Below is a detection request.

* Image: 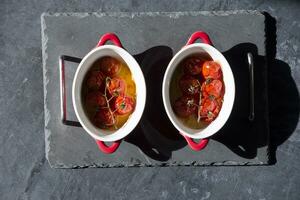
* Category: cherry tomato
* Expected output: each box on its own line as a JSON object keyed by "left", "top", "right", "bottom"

{"left": 179, "top": 75, "right": 201, "bottom": 95}
{"left": 202, "top": 61, "right": 222, "bottom": 79}
{"left": 86, "top": 71, "right": 105, "bottom": 90}
{"left": 99, "top": 56, "right": 121, "bottom": 77}
{"left": 199, "top": 97, "right": 221, "bottom": 122}
{"left": 94, "top": 108, "right": 116, "bottom": 127}
{"left": 202, "top": 79, "right": 223, "bottom": 98}
{"left": 183, "top": 57, "right": 204, "bottom": 75}
{"left": 106, "top": 77, "right": 126, "bottom": 96}
{"left": 113, "top": 95, "right": 135, "bottom": 115}
{"left": 85, "top": 91, "right": 107, "bottom": 107}
{"left": 173, "top": 96, "right": 197, "bottom": 118}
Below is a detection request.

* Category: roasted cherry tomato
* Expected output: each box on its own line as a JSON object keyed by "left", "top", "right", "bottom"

{"left": 99, "top": 56, "right": 121, "bottom": 77}
{"left": 202, "top": 61, "right": 222, "bottom": 79}
{"left": 85, "top": 91, "right": 107, "bottom": 107}
{"left": 179, "top": 75, "right": 201, "bottom": 95}
{"left": 113, "top": 95, "right": 135, "bottom": 115}
{"left": 86, "top": 71, "right": 105, "bottom": 90}
{"left": 202, "top": 79, "right": 223, "bottom": 98}
{"left": 94, "top": 108, "right": 116, "bottom": 127}
{"left": 173, "top": 96, "right": 197, "bottom": 118}
{"left": 106, "top": 77, "right": 126, "bottom": 96}
{"left": 183, "top": 57, "right": 204, "bottom": 75}
{"left": 199, "top": 97, "right": 221, "bottom": 122}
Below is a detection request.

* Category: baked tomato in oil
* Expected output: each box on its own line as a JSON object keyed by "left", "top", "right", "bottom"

{"left": 202, "top": 61, "right": 222, "bottom": 80}
{"left": 113, "top": 95, "right": 135, "bottom": 115}
{"left": 202, "top": 79, "right": 223, "bottom": 98}
{"left": 179, "top": 75, "right": 201, "bottom": 95}
{"left": 173, "top": 96, "right": 198, "bottom": 118}
{"left": 199, "top": 97, "right": 221, "bottom": 122}
{"left": 99, "top": 56, "right": 121, "bottom": 77}
{"left": 85, "top": 91, "right": 106, "bottom": 107}
{"left": 106, "top": 77, "right": 126, "bottom": 96}
{"left": 183, "top": 57, "right": 204, "bottom": 75}
{"left": 94, "top": 108, "right": 116, "bottom": 127}
{"left": 86, "top": 71, "right": 105, "bottom": 90}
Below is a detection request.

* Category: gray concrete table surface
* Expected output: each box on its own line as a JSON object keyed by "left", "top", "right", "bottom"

{"left": 0, "top": 0, "right": 299, "bottom": 200}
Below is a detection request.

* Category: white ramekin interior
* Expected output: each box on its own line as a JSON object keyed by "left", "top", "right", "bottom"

{"left": 72, "top": 45, "right": 146, "bottom": 142}
{"left": 162, "top": 43, "right": 235, "bottom": 139}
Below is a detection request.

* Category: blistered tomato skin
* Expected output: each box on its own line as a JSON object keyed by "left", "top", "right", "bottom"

{"left": 200, "top": 98, "right": 217, "bottom": 116}
{"left": 183, "top": 57, "right": 204, "bottom": 75}
{"left": 94, "top": 108, "right": 116, "bottom": 127}
{"left": 86, "top": 71, "right": 106, "bottom": 90}
{"left": 99, "top": 56, "right": 121, "bottom": 77}
{"left": 199, "top": 97, "right": 221, "bottom": 122}
{"left": 202, "top": 79, "right": 223, "bottom": 98}
{"left": 85, "top": 91, "right": 107, "bottom": 107}
{"left": 202, "top": 61, "right": 222, "bottom": 80}
{"left": 106, "top": 77, "right": 126, "bottom": 96}
{"left": 173, "top": 96, "right": 198, "bottom": 118}
{"left": 114, "top": 95, "right": 135, "bottom": 115}
{"left": 179, "top": 75, "right": 201, "bottom": 95}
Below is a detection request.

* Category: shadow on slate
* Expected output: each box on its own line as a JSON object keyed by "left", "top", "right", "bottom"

{"left": 211, "top": 13, "right": 299, "bottom": 164}
{"left": 263, "top": 12, "right": 300, "bottom": 164}
{"left": 124, "top": 46, "right": 188, "bottom": 161}
{"left": 211, "top": 43, "right": 266, "bottom": 160}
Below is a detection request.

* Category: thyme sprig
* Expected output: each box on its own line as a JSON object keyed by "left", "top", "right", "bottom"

{"left": 102, "top": 77, "right": 118, "bottom": 130}
{"left": 193, "top": 80, "right": 202, "bottom": 123}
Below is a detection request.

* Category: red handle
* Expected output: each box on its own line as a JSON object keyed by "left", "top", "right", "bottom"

{"left": 186, "top": 31, "right": 213, "bottom": 46}
{"left": 182, "top": 134, "right": 209, "bottom": 151}
{"left": 96, "top": 33, "right": 122, "bottom": 47}
{"left": 95, "top": 140, "right": 121, "bottom": 154}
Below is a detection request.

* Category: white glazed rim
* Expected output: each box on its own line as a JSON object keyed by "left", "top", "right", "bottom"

{"left": 162, "top": 43, "right": 235, "bottom": 139}
{"left": 72, "top": 45, "right": 146, "bottom": 142}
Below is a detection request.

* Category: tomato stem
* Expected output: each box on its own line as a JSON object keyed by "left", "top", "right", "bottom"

{"left": 103, "top": 77, "right": 117, "bottom": 129}
{"left": 112, "top": 108, "right": 118, "bottom": 113}
{"left": 107, "top": 96, "right": 115, "bottom": 102}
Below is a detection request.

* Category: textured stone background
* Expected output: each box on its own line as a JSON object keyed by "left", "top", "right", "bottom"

{"left": 0, "top": 0, "right": 299, "bottom": 200}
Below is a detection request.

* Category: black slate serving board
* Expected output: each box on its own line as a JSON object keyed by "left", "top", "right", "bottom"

{"left": 41, "top": 11, "right": 270, "bottom": 168}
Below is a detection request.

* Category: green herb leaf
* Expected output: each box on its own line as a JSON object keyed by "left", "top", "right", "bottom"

{"left": 120, "top": 102, "right": 126, "bottom": 110}
{"left": 207, "top": 111, "right": 214, "bottom": 118}
{"left": 113, "top": 91, "right": 119, "bottom": 96}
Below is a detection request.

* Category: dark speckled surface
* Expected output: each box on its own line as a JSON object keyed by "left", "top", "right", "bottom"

{"left": 0, "top": 0, "right": 299, "bottom": 200}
